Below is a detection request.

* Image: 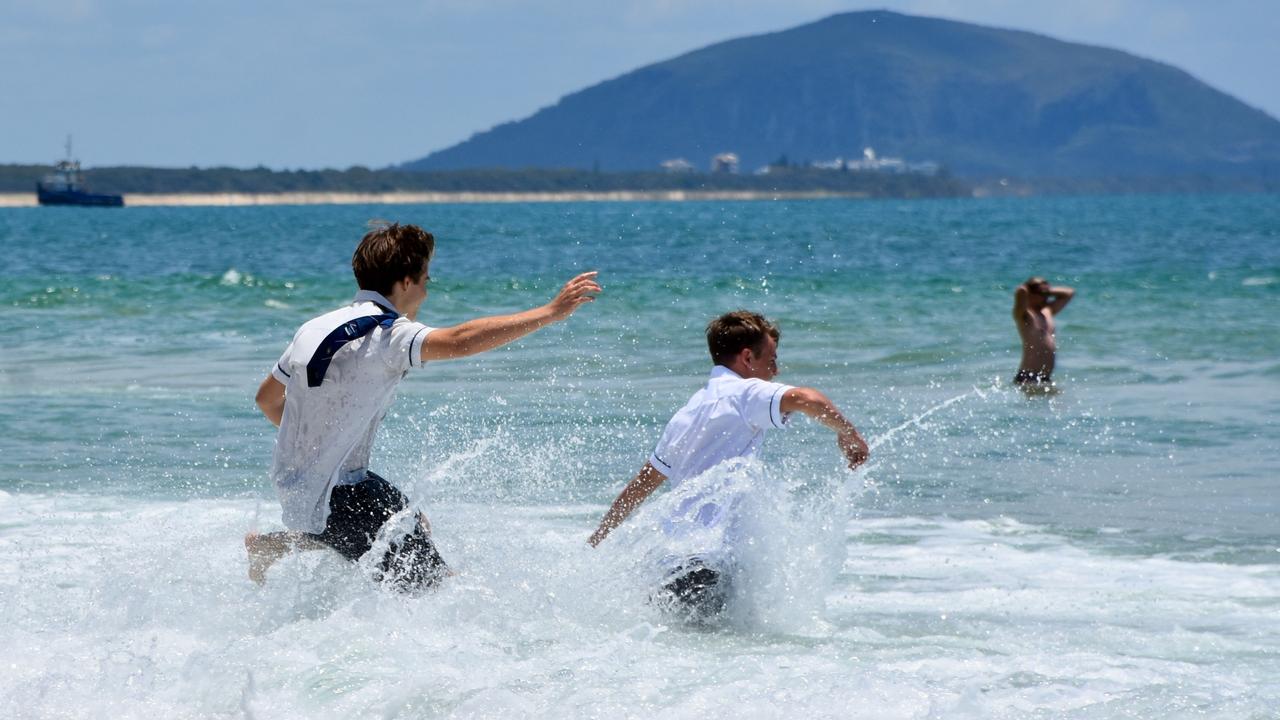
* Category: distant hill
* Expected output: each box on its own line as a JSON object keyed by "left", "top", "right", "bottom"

{"left": 401, "top": 10, "right": 1280, "bottom": 181}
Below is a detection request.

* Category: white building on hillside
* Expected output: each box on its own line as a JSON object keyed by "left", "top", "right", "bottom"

{"left": 711, "top": 153, "right": 739, "bottom": 174}
{"left": 661, "top": 158, "right": 695, "bottom": 173}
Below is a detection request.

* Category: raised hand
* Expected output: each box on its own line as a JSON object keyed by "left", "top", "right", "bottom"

{"left": 546, "top": 271, "right": 602, "bottom": 321}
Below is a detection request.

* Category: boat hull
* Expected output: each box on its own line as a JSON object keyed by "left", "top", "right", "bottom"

{"left": 37, "top": 185, "right": 124, "bottom": 207}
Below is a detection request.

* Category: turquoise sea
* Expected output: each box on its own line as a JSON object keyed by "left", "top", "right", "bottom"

{"left": 2, "top": 194, "right": 1279, "bottom": 718}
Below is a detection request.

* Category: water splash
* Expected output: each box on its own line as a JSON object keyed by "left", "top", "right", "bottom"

{"left": 868, "top": 381, "right": 1004, "bottom": 454}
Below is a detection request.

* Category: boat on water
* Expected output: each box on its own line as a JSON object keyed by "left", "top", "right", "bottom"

{"left": 37, "top": 138, "right": 123, "bottom": 207}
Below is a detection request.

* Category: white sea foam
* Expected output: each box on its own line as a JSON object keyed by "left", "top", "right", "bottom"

{"left": 3, "top": 488, "right": 1278, "bottom": 718}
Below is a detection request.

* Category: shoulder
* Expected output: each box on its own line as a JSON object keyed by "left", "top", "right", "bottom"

{"left": 283, "top": 307, "right": 348, "bottom": 350}
{"left": 730, "top": 376, "right": 792, "bottom": 408}
{"left": 671, "top": 384, "right": 712, "bottom": 413}
{"left": 387, "top": 315, "right": 430, "bottom": 334}
{"left": 388, "top": 316, "right": 433, "bottom": 348}
{"left": 736, "top": 376, "right": 788, "bottom": 394}
{"left": 385, "top": 317, "right": 433, "bottom": 369}
{"left": 299, "top": 304, "right": 360, "bottom": 331}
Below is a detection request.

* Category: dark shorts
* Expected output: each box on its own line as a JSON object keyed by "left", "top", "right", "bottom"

{"left": 655, "top": 557, "right": 731, "bottom": 622}
{"left": 1014, "top": 369, "right": 1052, "bottom": 385}
{"left": 310, "top": 471, "right": 449, "bottom": 593}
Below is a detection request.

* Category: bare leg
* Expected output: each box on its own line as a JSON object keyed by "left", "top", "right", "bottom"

{"left": 244, "top": 531, "right": 326, "bottom": 585}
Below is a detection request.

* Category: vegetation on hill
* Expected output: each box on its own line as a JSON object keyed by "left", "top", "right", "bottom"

{"left": 403, "top": 10, "right": 1280, "bottom": 181}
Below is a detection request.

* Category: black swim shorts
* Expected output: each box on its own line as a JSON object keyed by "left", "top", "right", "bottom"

{"left": 656, "top": 557, "right": 731, "bottom": 622}
{"left": 1014, "top": 369, "right": 1052, "bottom": 384}
{"left": 310, "top": 471, "right": 449, "bottom": 593}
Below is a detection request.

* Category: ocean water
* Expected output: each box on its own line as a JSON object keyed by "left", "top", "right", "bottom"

{"left": 2, "top": 194, "right": 1279, "bottom": 718}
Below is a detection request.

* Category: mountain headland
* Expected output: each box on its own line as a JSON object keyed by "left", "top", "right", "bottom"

{"left": 404, "top": 10, "right": 1280, "bottom": 185}
{"left": 5, "top": 10, "right": 1278, "bottom": 202}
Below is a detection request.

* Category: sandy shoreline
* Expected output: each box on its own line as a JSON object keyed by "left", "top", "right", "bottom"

{"left": 0, "top": 189, "right": 868, "bottom": 208}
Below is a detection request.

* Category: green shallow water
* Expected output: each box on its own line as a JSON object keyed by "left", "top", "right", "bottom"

{"left": 2, "top": 194, "right": 1278, "bottom": 548}
{"left": 4, "top": 195, "right": 1280, "bottom": 718}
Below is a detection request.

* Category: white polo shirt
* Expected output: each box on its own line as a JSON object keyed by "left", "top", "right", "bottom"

{"left": 650, "top": 365, "right": 793, "bottom": 486}
{"left": 647, "top": 366, "right": 794, "bottom": 554}
{"left": 269, "top": 289, "right": 434, "bottom": 533}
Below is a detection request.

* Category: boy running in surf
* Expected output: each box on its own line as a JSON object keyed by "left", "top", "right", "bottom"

{"left": 247, "top": 222, "right": 600, "bottom": 590}
{"left": 588, "top": 310, "right": 868, "bottom": 619}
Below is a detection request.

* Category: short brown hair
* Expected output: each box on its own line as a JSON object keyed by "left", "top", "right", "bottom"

{"left": 351, "top": 222, "right": 435, "bottom": 295}
{"left": 706, "top": 310, "right": 780, "bottom": 365}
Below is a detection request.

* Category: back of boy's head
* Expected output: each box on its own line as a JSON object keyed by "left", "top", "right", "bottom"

{"left": 706, "top": 310, "right": 780, "bottom": 365}
{"left": 352, "top": 222, "right": 435, "bottom": 296}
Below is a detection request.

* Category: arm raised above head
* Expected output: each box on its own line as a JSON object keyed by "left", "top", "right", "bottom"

{"left": 422, "top": 271, "right": 601, "bottom": 362}
{"left": 780, "top": 387, "right": 869, "bottom": 469}
{"left": 1013, "top": 284, "right": 1030, "bottom": 322}
{"left": 1046, "top": 285, "right": 1075, "bottom": 315}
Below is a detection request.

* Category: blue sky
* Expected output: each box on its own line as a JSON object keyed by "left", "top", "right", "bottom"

{"left": 3, "top": 0, "right": 1277, "bottom": 169}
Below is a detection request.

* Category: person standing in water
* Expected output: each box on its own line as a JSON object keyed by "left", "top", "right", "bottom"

{"left": 588, "top": 310, "right": 869, "bottom": 620}
{"left": 1013, "top": 276, "right": 1075, "bottom": 387}
{"left": 247, "top": 222, "right": 601, "bottom": 591}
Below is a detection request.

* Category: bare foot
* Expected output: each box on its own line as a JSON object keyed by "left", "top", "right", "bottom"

{"left": 245, "top": 531, "right": 326, "bottom": 585}
{"left": 245, "top": 532, "right": 275, "bottom": 585}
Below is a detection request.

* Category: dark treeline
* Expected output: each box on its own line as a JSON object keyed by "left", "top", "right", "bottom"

{"left": 0, "top": 164, "right": 970, "bottom": 198}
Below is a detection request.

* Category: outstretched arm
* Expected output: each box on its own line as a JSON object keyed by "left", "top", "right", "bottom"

{"left": 588, "top": 462, "right": 668, "bottom": 547}
{"left": 1045, "top": 285, "right": 1075, "bottom": 315}
{"left": 256, "top": 375, "right": 286, "bottom": 427}
{"left": 422, "top": 271, "right": 601, "bottom": 361}
{"left": 780, "top": 387, "right": 869, "bottom": 469}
